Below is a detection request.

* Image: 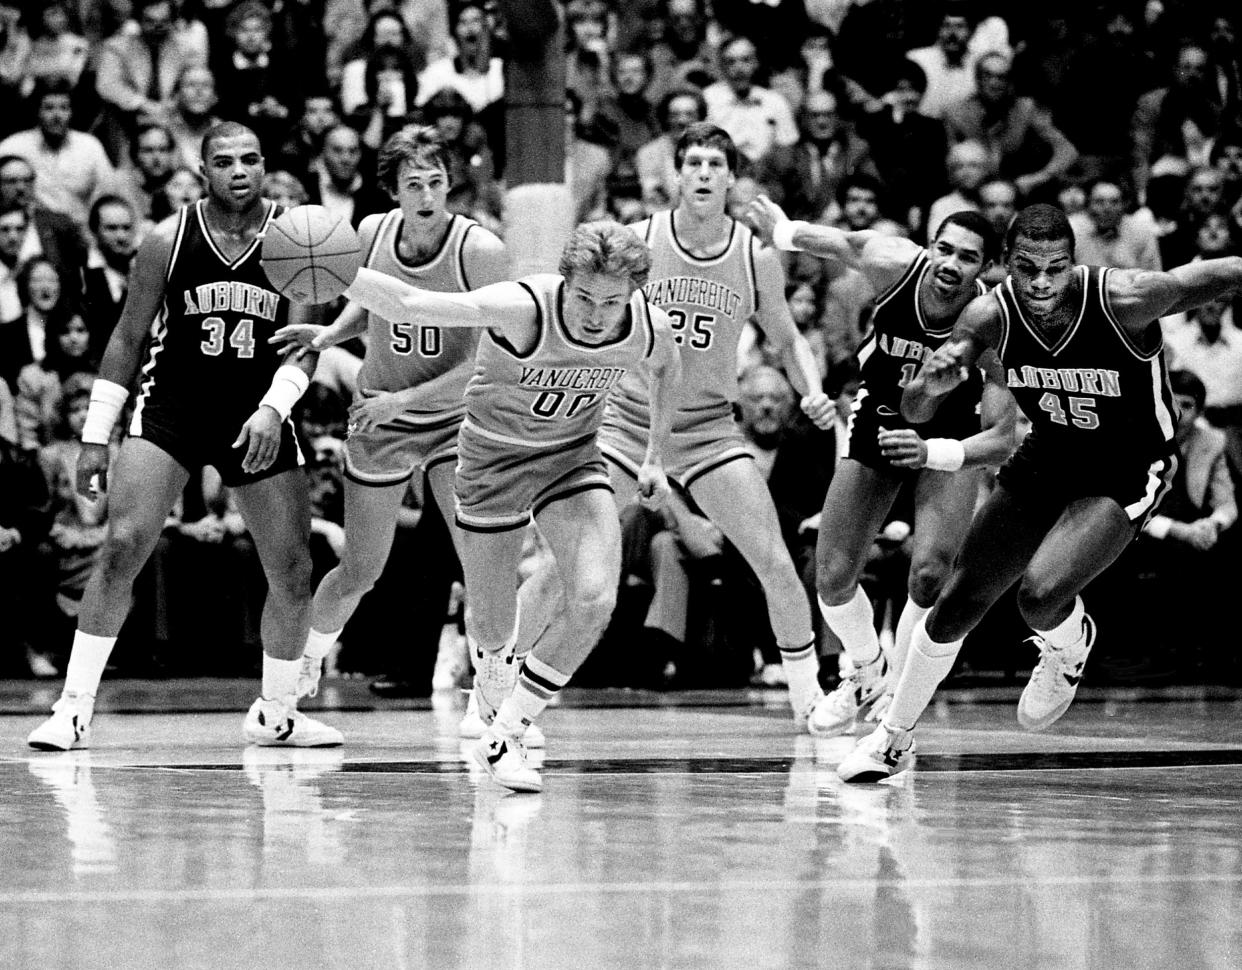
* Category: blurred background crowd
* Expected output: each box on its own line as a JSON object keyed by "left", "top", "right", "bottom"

{"left": 0, "top": 0, "right": 1238, "bottom": 693}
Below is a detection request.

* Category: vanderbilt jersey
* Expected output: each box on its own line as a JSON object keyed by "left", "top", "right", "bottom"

{"left": 463, "top": 274, "right": 655, "bottom": 448}
{"left": 131, "top": 200, "right": 289, "bottom": 425}
{"left": 355, "top": 211, "right": 485, "bottom": 424}
{"left": 995, "top": 265, "right": 1176, "bottom": 463}
{"left": 856, "top": 250, "right": 985, "bottom": 432}
{"left": 610, "top": 210, "right": 757, "bottom": 416}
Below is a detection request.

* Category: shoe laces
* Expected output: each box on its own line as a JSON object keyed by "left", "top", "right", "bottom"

{"left": 823, "top": 676, "right": 861, "bottom": 715}
{"left": 1025, "top": 636, "right": 1071, "bottom": 697}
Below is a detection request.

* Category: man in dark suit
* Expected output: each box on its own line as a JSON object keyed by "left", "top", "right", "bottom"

{"left": 0, "top": 155, "right": 88, "bottom": 281}
{"left": 83, "top": 195, "right": 137, "bottom": 349}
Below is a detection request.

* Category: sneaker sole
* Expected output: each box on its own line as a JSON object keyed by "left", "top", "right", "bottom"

{"left": 28, "top": 737, "right": 88, "bottom": 752}
{"left": 244, "top": 733, "right": 344, "bottom": 748}
{"left": 1016, "top": 695, "right": 1074, "bottom": 732}
{"left": 472, "top": 743, "right": 543, "bottom": 793}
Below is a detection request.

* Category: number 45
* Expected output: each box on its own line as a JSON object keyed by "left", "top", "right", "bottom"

{"left": 1039, "top": 392, "right": 1099, "bottom": 429}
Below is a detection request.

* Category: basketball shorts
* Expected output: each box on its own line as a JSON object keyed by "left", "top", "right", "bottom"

{"left": 598, "top": 399, "right": 752, "bottom": 490}
{"left": 454, "top": 423, "right": 613, "bottom": 533}
{"left": 130, "top": 397, "right": 303, "bottom": 487}
{"left": 997, "top": 432, "right": 1178, "bottom": 528}
{"left": 844, "top": 387, "right": 980, "bottom": 474}
{"left": 343, "top": 412, "right": 462, "bottom": 487}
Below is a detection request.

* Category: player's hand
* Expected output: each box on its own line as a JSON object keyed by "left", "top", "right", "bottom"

{"left": 800, "top": 391, "right": 835, "bottom": 430}
{"left": 1181, "top": 519, "right": 1220, "bottom": 551}
{"left": 878, "top": 427, "right": 928, "bottom": 469}
{"left": 637, "top": 459, "right": 671, "bottom": 510}
{"left": 269, "top": 323, "right": 327, "bottom": 351}
{"left": 744, "top": 195, "right": 787, "bottom": 246}
{"left": 75, "top": 442, "right": 112, "bottom": 498}
{"left": 232, "top": 406, "right": 284, "bottom": 474}
{"left": 918, "top": 343, "right": 970, "bottom": 396}
{"left": 180, "top": 516, "right": 226, "bottom": 544}
{"left": 348, "top": 389, "right": 404, "bottom": 435}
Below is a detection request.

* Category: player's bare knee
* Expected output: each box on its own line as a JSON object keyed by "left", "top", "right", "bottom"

{"left": 266, "top": 550, "right": 314, "bottom": 603}
{"left": 815, "top": 561, "right": 857, "bottom": 607}
{"left": 908, "top": 556, "right": 951, "bottom": 607}
{"left": 566, "top": 578, "right": 617, "bottom": 628}
{"left": 338, "top": 557, "right": 383, "bottom": 598}
{"left": 1015, "top": 578, "right": 1068, "bottom": 631}
{"left": 98, "top": 523, "right": 154, "bottom": 582}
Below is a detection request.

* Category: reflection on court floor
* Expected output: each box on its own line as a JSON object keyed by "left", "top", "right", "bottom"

{"left": 2, "top": 683, "right": 1240, "bottom": 970}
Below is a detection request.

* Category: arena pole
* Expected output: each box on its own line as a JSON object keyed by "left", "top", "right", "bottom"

{"left": 496, "top": 0, "right": 572, "bottom": 276}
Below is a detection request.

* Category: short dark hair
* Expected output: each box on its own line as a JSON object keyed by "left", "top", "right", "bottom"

{"left": 892, "top": 58, "right": 929, "bottom": 95}
{"left": 1005, "top": 203, "right": 1075, "bottom": 259}
{"left": 656, "top": 86, "right": 707, "bottom": 130}
{"left": 88, "top": 194, "right": 134, "bottom": 233}
{"left": 0, "top": 201, "right": 29, "bottom": 224}
{"left": 1210, "top": 125, "right": 1242, "bottom": 163}
{"left": 1169, "top": 369, "right": 1206, "bottom": 410}
{"left": 673, "top": 122, "right": 738, "bottom": 172}
{"left": 32, "top": 77, "right": 75, "bottom": 104}
{"left": 201, "top": 121, "right": 259, "bottom": 162}
{"left": 935, "top": 209, "right": 1001, "bottom": 263}
{"left": 422, "top": 87, "right": 473, "bottom": 122}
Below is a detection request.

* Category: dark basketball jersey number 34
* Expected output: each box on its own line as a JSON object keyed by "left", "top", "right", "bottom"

{"left": 128, "top": 200, "right": 302, "bottom": 484}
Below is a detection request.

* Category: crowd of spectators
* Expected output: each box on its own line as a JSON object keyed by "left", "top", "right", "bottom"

{"left": 1, "top": 0, "right": 1240, "bottom": 689}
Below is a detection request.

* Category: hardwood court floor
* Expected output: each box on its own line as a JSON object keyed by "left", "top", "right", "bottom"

{"left": 1, "top": 681, "right": 1240, "bottom": 970}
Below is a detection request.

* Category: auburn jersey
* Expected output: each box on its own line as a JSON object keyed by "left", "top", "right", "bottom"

{"left": 994, "top": 265, "right": 1176, "bottom": 463}
{"left": 132, "top": 199, "right": 289, "bottom": 421}
{"left": 856, "top": 250, "right": 985, "bottom": 431}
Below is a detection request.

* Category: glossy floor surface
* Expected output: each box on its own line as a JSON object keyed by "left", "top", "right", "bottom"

{"left": 2, "top": 682, "right": 1240, "bottom": 970}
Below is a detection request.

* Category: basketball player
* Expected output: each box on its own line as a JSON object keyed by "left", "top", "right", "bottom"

{"left": 839, "top": 204, "right": 1242, "bottom": 782}
{"left": 337, "top": 221, "right": 680, "bottom": 791}
{"left": 267, "top": 126, "right": 509, "bottom": 707}
{"left": 575, "top": 123, "right": 834, "bottom": 726}
{"left": 27, "top": 122, "right": 342, "bottom": 751}
{"left": 747, "top": 196, "right": 1016, "bottom": 737}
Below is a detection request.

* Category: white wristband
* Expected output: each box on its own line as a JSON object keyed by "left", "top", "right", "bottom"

{"left": 923, "top": 438, "right": 966, "bottom": 472}
{"left": 81, "top": 378, "right": 129, "bottom": 445}
{"left": 771, "top": 219, "right": 805, "bottom": 252}
{"left": 259, "top": 364, "right": 310, "bottom": 421}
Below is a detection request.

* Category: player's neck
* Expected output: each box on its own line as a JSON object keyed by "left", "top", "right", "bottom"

{"left": 202, "top": 196, "right": 265, "bottom": 236}
{"left": 400, "top": 212, "right": 452, "bottom": 262}
{"left": 672, "top": 205, "right": 730, "bottom": 249}
{"left": 918, "top": 280, "right": 973, "bottom": 324}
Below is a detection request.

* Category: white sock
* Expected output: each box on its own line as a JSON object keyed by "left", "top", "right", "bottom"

{"left": 494, "top": 654, "right": 569, "bottom": 737}
{"left": 818, "top": 588, "right": 881, "bottom": 666}
{"left": 892, "top": 600, "right": 930, "bottom": 683}
{"left": 262, "top": 655, "right": 302, "bottom": 701}
{"left": 64, "top": 631, "right": 117, "bottom": 697}
{"left": 884, "top": 615, "right": 962, "bottom": 731}
{"left": 1033, "top": 596, "right": 1087, "bottom": 655}
{"left": 304, "top": 627, "right": 341, "bottom": 660}
{"left": 779, "top": 640, "right": 821, "bottom": 711}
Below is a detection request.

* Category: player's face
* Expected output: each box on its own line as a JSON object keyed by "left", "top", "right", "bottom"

{"left": 202, "top": 133, "right": 265, "bottom": 212}
{"left": 1007, "top": 236, "right": 1075, "bottom": 316}
{"left": 563, "top": 272, "right": 633, "bottom": 344}
{"left": 927, "top": 223, "right": 986, "bottom": 299}
{"left": 677, "top": 145, "right": 733, "bottom": 213}
{"left": 395, "top": 160, "right": 449, "bottom": 223}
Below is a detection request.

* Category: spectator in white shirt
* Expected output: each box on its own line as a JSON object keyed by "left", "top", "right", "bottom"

{"left": 417, "top": 3, "right": 503, "bottom": 115}
{"left": 0, "top": 79, "right": 117, "bottom": 227}
{"left": 704, "top": 36, "right": 798, "bottom": 167}
{"left": 1068, "top": 177, "right": 1162, "bottom": 270}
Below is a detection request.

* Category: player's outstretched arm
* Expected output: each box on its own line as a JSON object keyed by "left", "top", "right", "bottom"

{"left": 902, "top": 291, "right": 1001, "bottom": 424}
{"left": 749, "top": 244, "right": 835, "bottom": 429}
{"left": 75, "top": 219, "right": 178, "bottom": 496}
{"left": 636, "top": 307, "right": 682, "bottom": 506}
{"left": 1107, "top": 257, "right": 1242, "bottom": 327}
{"left": 343, "top": 267, "right": 534, "bottom": 332}
{"left": 746, "top": 194, "right": 921, "bottom": 291}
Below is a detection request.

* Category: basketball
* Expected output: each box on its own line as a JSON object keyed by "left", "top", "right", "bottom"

{"left": 260, "top": 204, "right": 362, "bottom": 304}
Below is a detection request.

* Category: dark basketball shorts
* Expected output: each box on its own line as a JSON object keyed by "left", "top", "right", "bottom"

{"left": 997, "top": 432, "right": 1177, "bottom": 529}
{"left": 844, "top": 389, "right": 980, "bottom": 474}
{"left": 129, "top": 397, "right": 303, "bottom": 487}
{"left": 453, "top": 423, "right": 613, "bottom": 533}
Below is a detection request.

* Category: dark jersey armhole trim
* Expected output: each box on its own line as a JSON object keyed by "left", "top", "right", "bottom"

{"left": 994, "top": 287, "right": 1011, "bottom": 361}
{"left": 639, "top": 290, "right": 655, "bottom": 359}
{"left": 487, "top": 280, "right": 542, "bottom": 359}
{"left": 361, "top": 211, "right": 392, "bottom": 270}
{"left": 458, "top": 221, "right": 476, "bottom": 290}
{"left": 1099, "top": 266, "right": 1162, "bottom": 361}
{"left": 872, "top": 251, "right": 926, "bottom": 312}
{"left": 164, "top": 207, "right": 189, "bottom": 282}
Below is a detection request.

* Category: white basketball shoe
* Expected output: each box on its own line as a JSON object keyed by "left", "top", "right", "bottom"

{"left": 459, "top": 686, "right": 545, "bottom": 748}
{"left": 1017, "top": 614, "right": 1097, "bottom": 731}
{"left": 27, "top": 692, "right": 95, "bottom": 751}
{"left": 808, "top": 652, "right": 889, "bottom": 737}
{"left": 243, "top": 696, "right": 344, "bottom": 747}
{"left": 837, "top": 723, "right": 916, "bottom": 783}
{"left": 474, "top": 726, "right": 543, "bottom": 793}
